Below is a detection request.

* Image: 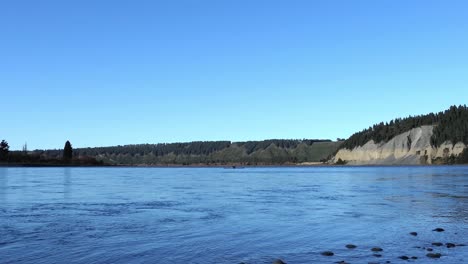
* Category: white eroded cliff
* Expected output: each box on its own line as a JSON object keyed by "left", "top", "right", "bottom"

{"left": 333, "top": 126, "right": 466, "bottom": 165}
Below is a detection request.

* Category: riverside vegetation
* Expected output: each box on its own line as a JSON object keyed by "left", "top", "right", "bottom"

{"left": 33, "top": 139, "right": 341, "bottom": 166}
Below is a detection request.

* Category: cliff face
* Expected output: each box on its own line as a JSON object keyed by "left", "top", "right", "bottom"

{"left": 334, "top": 126, "right": 466, "bottom": 165}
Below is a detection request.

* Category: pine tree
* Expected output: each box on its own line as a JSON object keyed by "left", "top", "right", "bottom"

{"left": 22, "top": 142, "right": 28, "bottom": 154}
{"left": 63, "top": 141, "right": 73, "bottom": 160}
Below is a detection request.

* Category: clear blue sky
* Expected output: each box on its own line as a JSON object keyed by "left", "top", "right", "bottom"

{"left": 2, "top": 0, "right": 467, "bottom": 150}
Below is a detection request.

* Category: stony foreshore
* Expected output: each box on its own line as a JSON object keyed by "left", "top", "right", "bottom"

{"left": 239, "top": 227, "right": 465, "bottom": 264}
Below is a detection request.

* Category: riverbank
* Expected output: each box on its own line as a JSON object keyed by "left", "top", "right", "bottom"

{"left": 3, "top": 163, "right": 465, "bottom": 168}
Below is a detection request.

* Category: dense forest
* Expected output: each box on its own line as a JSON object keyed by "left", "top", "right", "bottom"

{"left": 33, "top": 139, "right": 341, "bottom": 166}
{"left": 341, "top": 105, "right": 468, "bottom": 150}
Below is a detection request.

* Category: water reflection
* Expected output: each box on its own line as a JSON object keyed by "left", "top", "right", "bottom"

{"left": 64, "top": 167, "right": 71, "bottom": 199}
{"left": 0, "top": 167, "right": 7, "bottom": 202}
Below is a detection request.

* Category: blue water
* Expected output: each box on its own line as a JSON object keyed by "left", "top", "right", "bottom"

{"left": 0, "top": 166, "right": 467, "bottom": 264}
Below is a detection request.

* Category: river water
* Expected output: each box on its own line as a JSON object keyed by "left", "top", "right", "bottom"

{"left": 0, "top": 166, "right": 467, "bottom": 263}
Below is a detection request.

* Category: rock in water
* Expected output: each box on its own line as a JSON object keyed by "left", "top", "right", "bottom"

{"left": 432, "top": 242, "right": 443, "bottom": 247}
{"left": 446, "top": 243, "right": 456, "bottom": 248}
{"left": 371, "top": 247, "right": 383, "bottom": 252}
{"left": 411, "top": 256, "right": 418, "bottom": 259}
{"left": 433, "top": 228, "right": 445, "bottom": 232}
{"left": 426, "top": 253, "right": 442, "bottom": 259}
{"left": 273, "top": 259, "right": 286, "bottom": 264}
{"left": 321, "top": 251, "right": 334, "bottom": 256}
{"left": 399, "top": 256, "right": 409, "bottom": 260}
{"left": 410, "top": 232, "right": 418, "bottom": 236}
{"left": 345, "top": 244, "right": 357, "bottom": 249}
{"left": 427, "top": 248, "right": 433, "bottom": 252}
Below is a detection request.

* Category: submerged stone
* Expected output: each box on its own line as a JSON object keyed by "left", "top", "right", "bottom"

{"left": 371, "top": 247, "right": 383, "bottom": 252}
{"left": 273, "top": 259, "right": 286, "bottom": 264}
{"left": 410, "top": 232, "right": 418, "bottom": 236}
{"left": 427, "top": 248, "right": 433, "bottom": 252}
{"left": 446, "top": 243, "right": 456, "bottom": 248}
{"left": 321, "top": 251, "right": 334, "bottom": 256}
{"left": 432, "top": 242, "right": 443, "bottom": 247}
{"left": 399, "top": 256, "right": 409, "bottom": 260}
{"left": 426, "top": 253, "right": 442, "bottom": 259}
{"left": 345, "top": 244, "right": 357, "bottom": 249}
{"left": 411, "top": 256, "right": 418, "bottom": 259}
{"left": 433, "top": 228, "right": 445, "bottom": 232}
{"left": 373, "top": 254, "right": 382, "bottom": 257}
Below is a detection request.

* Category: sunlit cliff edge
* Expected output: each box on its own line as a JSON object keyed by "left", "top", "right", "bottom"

{"left": 333, "top": 126, "right": 466, "bottom": 165}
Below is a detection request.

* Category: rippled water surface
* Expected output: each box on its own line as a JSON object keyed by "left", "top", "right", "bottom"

{"left": 0, "top": 166, "right": 467, "bottom": 263}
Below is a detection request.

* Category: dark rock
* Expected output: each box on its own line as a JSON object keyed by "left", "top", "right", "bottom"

{"left": 321, "top": 251, "right": 334, "bottom": 256}
{"left": 273, "top": 259, "right": 286, "bottom": 264}
{"left": 345, "top": 244, "right": 357, "bottom": 249}
{"left": 432, "top": 242, "right": 443, "bottom": 247}
{"left": 335, "top": 261, "right": 348, "bottom": 264}
{"left": 433, "top": 228, "right": 445, "bottom": 232}
{"left": 457, "top": 244, "right": 466, "bottom": 246}
{"left": 373, "top": 254, "right": 382, "bottom": 257}
{"left": 399, "top": 256, "right": 409, "bottom": 260}
{"left": 426, "top": 253, "right": 442, "bottom": 259}
{"left": 446, "top": 243, "right": 456, "bottom": 248}
{"left": 411, "top": 256, "right": 418, "bottom": 259}
{"left": 371, "top": 247, "right": 383, "bottom": 252}
{"left": 410, "top": 232, "right": 418, "bottom": 236}
{"left": 427, "top": 248, "right": 433, "bottom": 252}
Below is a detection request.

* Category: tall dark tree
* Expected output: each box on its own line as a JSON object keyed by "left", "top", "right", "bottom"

{"left": 22, "top": 142, "right": 28, "bottom": 154}
{"left": 63, "top": 140, "right": 73, "bottom": 160}
{"left": 0, "top": 140, "right": 9, "bottom": 161}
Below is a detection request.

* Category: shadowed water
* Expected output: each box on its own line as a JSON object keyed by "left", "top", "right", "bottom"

{"left": 0, "top": 166, "right": 467, "bottom": 263}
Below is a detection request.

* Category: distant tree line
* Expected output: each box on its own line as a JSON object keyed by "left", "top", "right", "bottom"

{"left": 37, "top": 139, "right": 331, "bottom": 157}
{"left": 341, "top": 105, "right": 468, "bottom": 150}
{"left": 34, "top": 139, "right": 338, "bottom": 165}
